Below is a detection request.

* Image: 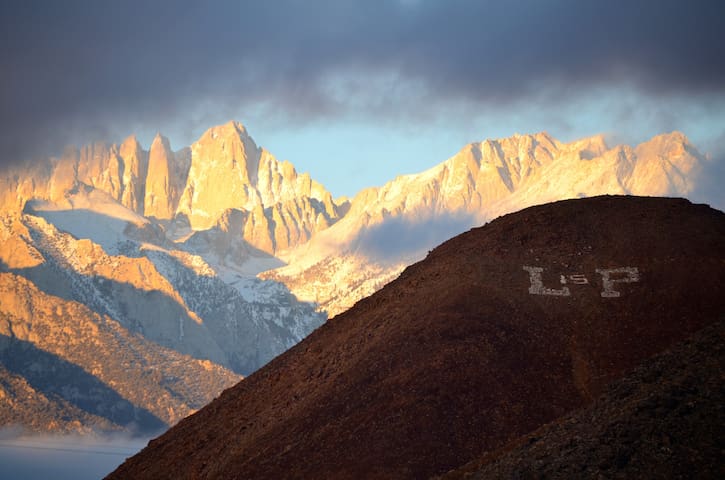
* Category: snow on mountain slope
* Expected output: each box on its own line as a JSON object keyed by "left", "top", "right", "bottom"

{"left": 0, "top": 204, "right": 324, "bottom": 375}
{"left": 24, "top": 184, "right": 159, "bottom": 254}
{"left": 264, "top": 131, "right": 704, "bottom": 317}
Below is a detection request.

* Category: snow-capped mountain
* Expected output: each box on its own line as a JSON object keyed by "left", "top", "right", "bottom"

{"left": 1, "top": 121, "right": 344, "bottom": 255}
{"left": 0, "top": 121, "right": 709, "bottom": 434}
{"left": 0, "top": 122, "right": 335, "bottom": 433}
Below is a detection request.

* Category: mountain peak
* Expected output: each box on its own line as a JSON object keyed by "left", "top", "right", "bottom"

{"left": 150, "top": 132, "right": 171, "bottom": 148}
{"left": 643, "top": 130, "right": 691, "bottom": 149}
{"left": 175, "top": 121, "right": 341, "bottom": 249}
{"left": 145, "top": 132, "right": 179, "bottom": 219}
{"left": 201, "top": 120, "right": 250, "bottom": 141}
{"left": 120, "top": 134, "right": 140, "bottom": 146}
{"left": 225, "top": 119, "right": 247, "bottom": 133}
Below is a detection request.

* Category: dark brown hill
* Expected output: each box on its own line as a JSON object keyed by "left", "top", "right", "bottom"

{"left": 108, "top": 196, "right": 725, "bottom": 480}
{"left": 442, "top": 321, "right": 725, "bottom": 479}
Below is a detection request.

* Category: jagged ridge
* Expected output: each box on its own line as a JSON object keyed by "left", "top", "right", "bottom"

{"left": 266, "top": 131, "right": 704, "bottom": 316}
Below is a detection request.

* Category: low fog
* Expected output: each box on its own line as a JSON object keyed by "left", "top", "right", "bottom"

{"left": 0, "top": 428, "right": 153, "bottom": 479}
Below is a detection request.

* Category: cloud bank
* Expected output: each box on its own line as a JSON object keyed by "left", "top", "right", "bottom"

{"left": 1, "top": 0, "right": 723, "bottom": 164}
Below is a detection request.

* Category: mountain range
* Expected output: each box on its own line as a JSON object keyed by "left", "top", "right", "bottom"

{"left": 0, "top": 120, "right": 709, "bottom": 434}
{"left": 264, "top": 129, "right": 703, "bottom": 315}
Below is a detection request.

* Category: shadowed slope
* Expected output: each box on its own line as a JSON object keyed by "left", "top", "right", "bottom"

{"left": 0, "top": 336, "right": 164, "bottom": 433}
{"left": 108, "top": 196, "right": 725, "bottom": 479}
{"left": 442, "top": 321, "right": 725, "bottom": 479}
{"left": 0, "top": 272, "right": 241, "bottom": 432}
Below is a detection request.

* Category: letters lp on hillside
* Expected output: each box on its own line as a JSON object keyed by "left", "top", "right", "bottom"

{"left": 523, "top": 266, "right": 639, "bottom": 298}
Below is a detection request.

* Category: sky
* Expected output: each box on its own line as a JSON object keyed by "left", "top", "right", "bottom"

{"left": 1, "top": 0, "right": 724, "bottom": 198}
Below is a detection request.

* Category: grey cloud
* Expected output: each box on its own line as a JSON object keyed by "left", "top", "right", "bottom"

{"left": 692, "top": 129, "right": 725, "bottom": 211}
{"left": 355, "top": 212, "right": 479, "bottom": 263}
{"left": 1, "top": 0, "right": 723, "bottom": 164}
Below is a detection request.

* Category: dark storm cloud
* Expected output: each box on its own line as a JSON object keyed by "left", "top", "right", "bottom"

{"left": 1, "top": 0, "right": 723, "bottom": 164}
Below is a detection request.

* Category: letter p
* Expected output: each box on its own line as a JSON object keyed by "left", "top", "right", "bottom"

{"left": 595, "top": 267, "right": 639, "bottom": 298}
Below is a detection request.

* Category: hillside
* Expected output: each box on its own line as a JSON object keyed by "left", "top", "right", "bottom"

{"left": 108, "top": 195, "right": 725, "bottom": 479}
{"left": 442, "top": 321, "right": 724, "bottom": 479}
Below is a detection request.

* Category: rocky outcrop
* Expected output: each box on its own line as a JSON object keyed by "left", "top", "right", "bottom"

{"left": 119, "top": 135, "right": 148, "bottom": 213}
{"left": 177, "top": 122, "right": 262, "bottom": 228}
{"left": 144, "top": 134, "right": 185, "bottom": 219}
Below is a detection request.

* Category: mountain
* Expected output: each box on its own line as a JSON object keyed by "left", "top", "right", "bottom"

{"left": 0, "top": 207, "right": 320, "bottom": 433}
{"left": 1, "top": 202, "right": 323, "bottom": 376}
{"left": 177, "top": 121, "right": 340, "bottom": 253}
{"left": 0, "top": 121, "right": 339, "bottom": 377}
{"left": 0, "top": 271, "right": 241, "bottom": 434}
{"left": 265, "top": 131, "right": 703, "bottom": 316}
{"left": 0, "top": 122, "right": 338, "bottom": 435}
{"left": 107, "top": 196, "right": 725, "bottom": 479}
{"left": 0, "top": 122, "right": 712, "bottom": 437}
{"left": 0, "top": 120, "right": 343, "bottom": 255}
{"left": 442, "top": 321, "right": 724, "bottom": 479}
{"left": 0, "top": 126, "right": 705, "bottom": 320}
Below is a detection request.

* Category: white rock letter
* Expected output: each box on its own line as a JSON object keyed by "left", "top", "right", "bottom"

{"left": 595, "top": 267, "right": 639, "bottom": 298}
{"left": 523, "top": 266, "right": 571, "bottom": 296}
